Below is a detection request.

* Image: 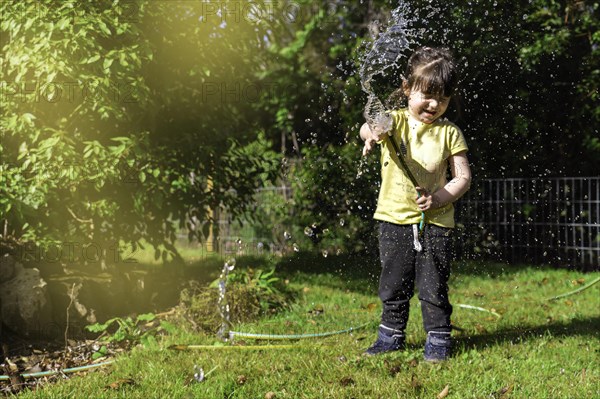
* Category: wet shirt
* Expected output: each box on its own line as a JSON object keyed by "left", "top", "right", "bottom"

{"left": 374, "top": 108, "right": 468, "bottom": 228}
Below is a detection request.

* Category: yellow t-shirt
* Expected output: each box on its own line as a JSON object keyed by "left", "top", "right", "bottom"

{"left": 373, "top": 108, "right": 469, "bottom": 228}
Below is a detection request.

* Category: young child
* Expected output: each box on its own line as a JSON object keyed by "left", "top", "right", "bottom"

{"left": 360, "top": 46, "right": 471, "bottom": 361}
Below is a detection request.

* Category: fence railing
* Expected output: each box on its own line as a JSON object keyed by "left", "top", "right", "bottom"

{"left": 458, "top": 177, "right": 599, "bottom": 270}
{"left": 187, "top": 177, "right": 599, "bottom": 270}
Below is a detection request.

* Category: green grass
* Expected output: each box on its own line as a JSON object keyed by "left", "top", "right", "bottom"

{"left": 14, "top": 254, "right": 600, "bottom": 398}
{"left": 114, "top": 238, "right": 224, "bottom": 266}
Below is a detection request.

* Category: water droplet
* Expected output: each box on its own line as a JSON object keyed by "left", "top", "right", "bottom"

{"left": 193, "top": 365, "right": 205, "bottom": 383}
{"left": 226, "top": 258, "right": 236, "bottom": 269}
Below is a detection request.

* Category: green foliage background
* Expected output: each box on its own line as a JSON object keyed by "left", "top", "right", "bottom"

{"left": 1, "top": 0, "right": 598, "bottom": 258}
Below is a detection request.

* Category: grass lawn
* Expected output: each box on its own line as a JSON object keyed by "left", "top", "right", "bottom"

{"left": 13, "top": 253, "right": 600, "bottom": 398}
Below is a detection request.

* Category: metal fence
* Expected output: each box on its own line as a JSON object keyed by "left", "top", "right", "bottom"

{"left": 458, "top": 177, "right": 599, "bottom": 270}
{"left": 188, "top": 177, "right": 599, "bottom": 270}
{"left": 176, "top": 185, "right": 295, "bottom": 259}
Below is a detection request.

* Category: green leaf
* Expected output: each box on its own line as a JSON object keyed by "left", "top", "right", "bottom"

{"left": 261, "top": 268, "right": 275, "bottom": 279}
{"left": 57, "top": 17, "right": 70, "bottom": 30}
{"left": 103, "top": 58, "right": 114, "bottom": 70}
{"left": 159, "top": 320, "right": 177, "bottom": 334}
{"left": 85, "top": 323, "right": 103, "bottom": 333}
{"left": 140, "top": 334, "right": 157, "bottom": 348}
{"left": 18, "top": 142, "right": 28, "bottom": 158}
{"left": 87, "top": 54, "right": 100, "bottom": 64}
{"left": 22, "top": 113, "right": 36, "bottom": 124}
{"left": 85, "top": 320, "right": 112, "bottom": 333}
{"left": 98, "top": 21, "right": 111, "bottom": 36}
{"left": 136, "top": 313, "right": 156, "bottom": 322}
{"left": 119, "top": 52, "right": 129, "bottom": 66}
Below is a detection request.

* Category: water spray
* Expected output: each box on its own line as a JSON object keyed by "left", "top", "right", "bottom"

{"left": 359, "top": 14, "right": 425, "bottom": 235}
{"left": 216, "top": 258, "right": 236, "bottom": 341}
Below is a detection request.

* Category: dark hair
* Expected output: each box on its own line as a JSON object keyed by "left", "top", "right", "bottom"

{"left": 405, "top": 47, "right": 457, "bottom": 97}
{"left": 385, "top": 47, "right": 459, "bottom": 112}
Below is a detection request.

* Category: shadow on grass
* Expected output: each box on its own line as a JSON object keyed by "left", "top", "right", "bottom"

{"left": 273, "top": 252, "right": 557, "bottom": 295}
{"left": 456, "top": 315, "right": 600, "bottom": 352}
{"left": 276, "top": 251, "right": 381, "bottom": 295}
{"left": 450, "top": 259, "right": 579, "bottom": 278}
{"left": 274, "top": 251, "right": 577, "bottom": 287}
{"left": 273, "top": 252, "right": 599, "bottom": 348}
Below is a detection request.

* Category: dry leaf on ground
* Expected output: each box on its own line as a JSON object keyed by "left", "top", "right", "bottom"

{"left": 105, "top": 377, "right": 135, "bottom": 390}
{"left": 340, "top": 376, "right": 355, "bottom": 386}
{"left": 437, "top": 384, "right": 449, "bottom": 399}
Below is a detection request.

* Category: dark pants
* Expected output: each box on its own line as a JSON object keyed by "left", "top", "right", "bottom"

{"left": 378, "top": 221, "right": 453, "bottom": 333}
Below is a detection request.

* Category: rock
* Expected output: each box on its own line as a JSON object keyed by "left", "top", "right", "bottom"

{"left": 1, "top": 261, "right": 186, "bottom": 339}
{"left": 0, "top": 262, "right": 52, "bottom": 336}
{"left": 45, "top": 277, "right": 108, "bottom": 339}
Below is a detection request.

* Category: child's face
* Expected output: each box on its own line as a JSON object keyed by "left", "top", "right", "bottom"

{"left": 405, "top": 88, "right": 451, "bottom": 124}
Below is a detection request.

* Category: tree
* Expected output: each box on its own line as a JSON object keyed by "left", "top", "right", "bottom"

{"left": 252, "top": 0, "right": 599, "bottom": 253}
{"left": 0, "top": 0, "right": 281, "bottom": 263}
{"left": 399, "top": 0, "right": 600, "bottom": 177}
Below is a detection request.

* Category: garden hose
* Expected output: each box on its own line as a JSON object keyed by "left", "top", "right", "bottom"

{"left": 386, "top": 134, "right": 425, "bottom": 232}
{"left": 169, "top": 344, "right": 295, "bottom": 350}
{"left": 456, "top": 304, "right": 502, "bottom": 318}
{"left": 547, "top": 276, "right": 600, "bottom": 301}
{"left": 229, "top": 321, "right": 372, "bottom": 341}
{"left": 0, "top": 360, "right": 114, "bottom": 381}
{"left": 456, "top": 276, "right": 600, "bottom": 317}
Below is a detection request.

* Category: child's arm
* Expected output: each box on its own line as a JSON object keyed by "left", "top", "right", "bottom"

{"left": 360, "top": 123, "right": 386, "bottom": 156}
{"left": 360, "top": 123, "right": 377, "bottom": 156}
{"left": 416, "top": 151, "right": 471, "bottom": 211}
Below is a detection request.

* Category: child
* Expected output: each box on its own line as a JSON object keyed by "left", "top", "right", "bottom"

{"left": 360, "top": 47, "right": 471, "bottom": 361}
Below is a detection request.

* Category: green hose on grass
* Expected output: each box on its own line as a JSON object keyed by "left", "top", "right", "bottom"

{"left": 547, "top": 276, "right": 600, "bottom": 301}
{"left": 169, "top": 344, "right": 296, "bottom": 350}
{"left": 228, "top": 321, "right": 372, "bottom": 341}
{"left": 0, "top": 360, "right": 114, "bottom": 381}
{"left": 166, "top": 322, "right": 372, "bottom": 352}
{"left": 456, "top": 304, "right": 502, "bottom": 318}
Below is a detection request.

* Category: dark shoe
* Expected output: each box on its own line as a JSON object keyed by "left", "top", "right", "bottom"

{"left": 423, "top": 331, "right": 452, "bottom": 362}
{"left": 364, "top": 325, "right": 405, "bottom": 356}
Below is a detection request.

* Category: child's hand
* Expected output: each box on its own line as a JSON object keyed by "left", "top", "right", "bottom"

{"left": 360, "top": 123, "right": 383, "bottom": 156}
{"left": 362, "top": 137, "right": 377, "bottom": 156}
{"left": 415, "top": 187, "right": 436, "bottom": 211}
